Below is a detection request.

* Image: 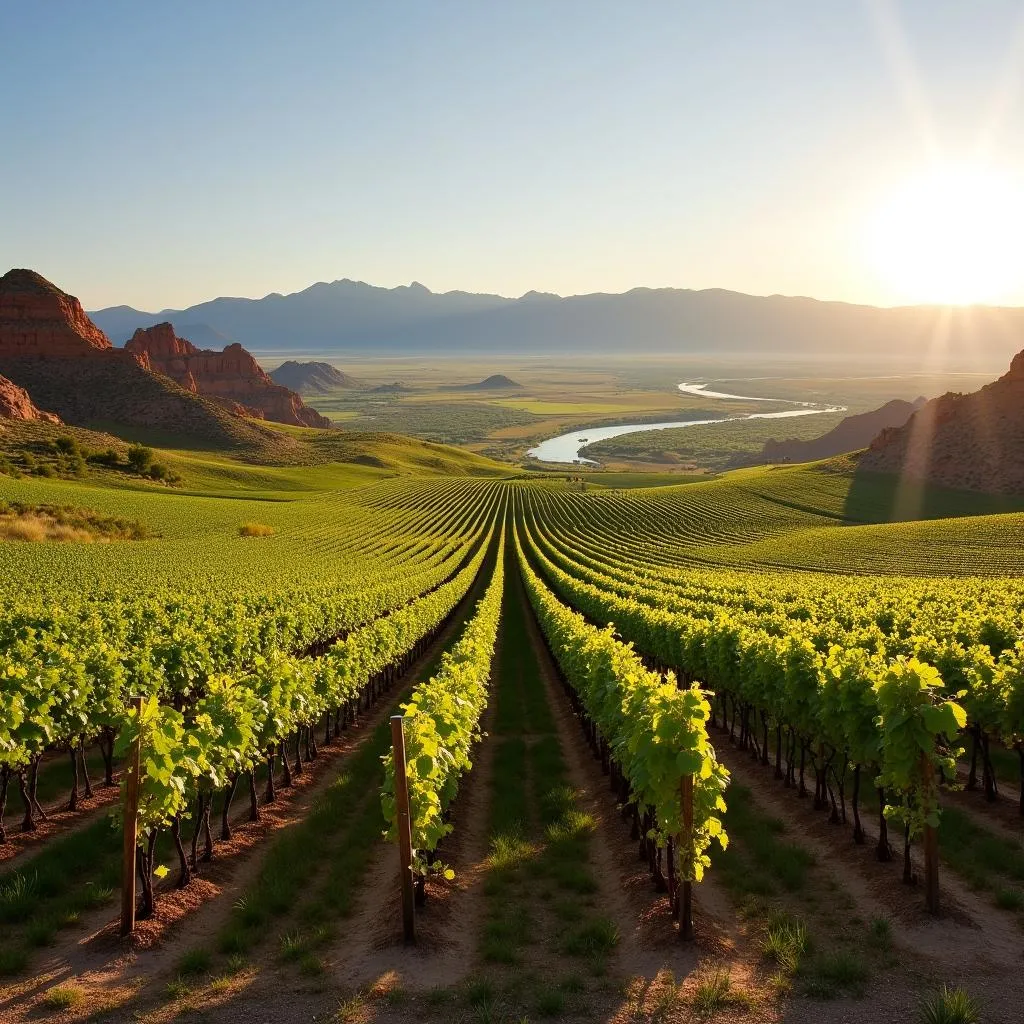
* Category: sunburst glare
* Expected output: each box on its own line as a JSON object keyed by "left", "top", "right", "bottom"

{"left": 866, "top": 164, "right": 1024, "bottom": 305}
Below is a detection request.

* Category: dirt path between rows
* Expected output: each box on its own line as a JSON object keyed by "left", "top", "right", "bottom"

{"left": 518, "top": 569, "right": 790, "bottom": 1024}
{"left": 315, "top": 666, "right": 499, "bottom": 996}
{"left": 945, "top": 765, "right": 1024, "bottom": 842}
{"left": 0, "top": 781, "right": 122, "bottom": 872}
{"left": 714, "top": 738, "right": 1024, "bottom": 1024}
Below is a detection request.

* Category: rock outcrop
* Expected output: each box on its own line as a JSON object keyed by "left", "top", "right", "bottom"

{"left": 860, "top": 350, "right": 1024, "bottom": 494}
{"left": 0, "top": 269, "right": 118, "bottom": 357}
{"left": 125, "top": 324, "right": 330, "bottom": 428}
{"left": 270, "top": 360, "right": 359, "bottom": 394}
{"left": 0, "top": 374, "right": 60, "bottom": 422}
{"left": 757, "top": 398, "right": 926, "bottom": 465}
{"left": 0, "top": 269, "right": 291, "bottom": 450}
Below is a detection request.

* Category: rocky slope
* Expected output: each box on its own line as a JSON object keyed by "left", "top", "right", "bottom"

{"left": 270, "top": 360, "right": 359, "bottom": 394}
{"left": 0, "top": 270, "right": 291, "bottom": 450}
{"left": 860, "top": 351, "right": 1024, "bottom": 494}
{"left": 125, "top": 324, "right": 330, "bottom": 428}
{"left": 0, "top": 374, "right": 60, "bottom": 422}
{"left": 758, "top": 398, "right": 925, "bottom": 465}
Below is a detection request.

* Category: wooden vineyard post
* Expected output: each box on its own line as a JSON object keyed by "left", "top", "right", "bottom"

{"left": 120, "top": 696, "right": 143, "bottom": 937}
{"left": 679, "top": 773, "right": 695, "bottom": 941}
{"left": 922, "top": 753, "right": 939, "bottom": 915}
{"left": 390, "top": 715, "right": 416, "bottom": 944}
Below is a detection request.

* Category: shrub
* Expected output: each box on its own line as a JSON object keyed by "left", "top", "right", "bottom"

{"left": 239, "top": 522, "right": 275, "bottom": 537}
{"left": 53, "top": 434, "right": 80, "bottom": 456}
{"left": 89, "top": 447, "right": 121, "bottom": 467}
{"left": 127, "top": 444, "right": 155, "bottom": 473}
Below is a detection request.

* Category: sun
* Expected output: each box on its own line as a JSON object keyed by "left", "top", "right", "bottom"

{"left": 866, "top": 164, "right": 1024, "bottom": 305}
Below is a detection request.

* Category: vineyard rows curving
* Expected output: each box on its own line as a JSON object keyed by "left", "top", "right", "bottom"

{"left": 1, "top": 468, "right": 1023, "bottom": 1020}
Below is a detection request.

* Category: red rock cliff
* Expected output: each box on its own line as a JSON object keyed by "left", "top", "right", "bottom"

{"left": 0, "top": 269, "right": 116, "bottom": 356}
{"left": 125, "top": 323, "right": 330, "bottom": 428}
{"left": 0, "top": 374, "right": 60, "bottom": 423}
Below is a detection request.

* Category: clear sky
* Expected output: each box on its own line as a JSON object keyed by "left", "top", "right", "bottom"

{"left": 2, "top": 1, "right": 1024, "bottom": 311}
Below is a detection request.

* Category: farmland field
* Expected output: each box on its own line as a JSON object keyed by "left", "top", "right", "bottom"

{"left": 1, "top": 428, "right": 1023, "bottom": 1024}
{"left": 285, "top": 355, "right": 998, "bottom": 470}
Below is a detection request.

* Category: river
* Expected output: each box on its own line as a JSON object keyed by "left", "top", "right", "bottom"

{"left": 526, "top": 383, "right": 843, "bottom": 465}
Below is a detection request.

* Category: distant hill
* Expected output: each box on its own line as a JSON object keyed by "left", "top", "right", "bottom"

{"left": 456, "top": 374, "right": 522, "bottom": 390}
{"left": 756, "top": 398, "right": 926, "bottom": 465}
{"left": 90, "top": 279, "right": 1024, "bottom": 366}
{"left": 368, "top": 382, "right": 413, "bottom": 394}
{"left": 270, "top": 360, "right": 360, "bottom": 393}
{"left": 860, "top": 350, "right": 1024, "bottom": 494}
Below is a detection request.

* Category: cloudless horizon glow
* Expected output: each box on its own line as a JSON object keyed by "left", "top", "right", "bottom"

{"left": 2, "top": 1, "right": 1024, "bottom": 311}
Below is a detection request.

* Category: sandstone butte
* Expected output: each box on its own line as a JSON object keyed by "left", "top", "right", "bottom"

{"left": 124, "top": 322, "right": 330, "bottom": 428}
{"left": 861, "top": 346, "right": 1024, "bottom": 495}
{"left": 0, "top": 268, "right": 126, "bottom": 358}
{"left": 0, "top": 373, "right": 60, "bottom": 423}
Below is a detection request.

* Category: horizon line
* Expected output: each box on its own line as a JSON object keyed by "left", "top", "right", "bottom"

{"left": 80, "top": 275, "right": 1024, "bottom": 316}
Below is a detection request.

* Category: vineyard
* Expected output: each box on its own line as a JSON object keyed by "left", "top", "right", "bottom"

{"left": 1, "top": 457, "right": 1023, "bottom": 1022}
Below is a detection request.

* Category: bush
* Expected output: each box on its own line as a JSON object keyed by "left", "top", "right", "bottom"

{"left": 127, "top": 444, "right": 155, "bottom": 473}
{"left": 239, "top": 522, "right": 275, "bottom": 537}
{"left": 53, "top": 434, "right": 80, "bottom": 456}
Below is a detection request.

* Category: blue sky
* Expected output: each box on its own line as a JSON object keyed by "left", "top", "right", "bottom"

{"left": 2, "top": 1, "right": 1023, "bottom": 310}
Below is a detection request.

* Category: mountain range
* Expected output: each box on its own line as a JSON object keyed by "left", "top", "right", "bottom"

{"left": 90, "top": 280, "right": 1024, "bottom": 367}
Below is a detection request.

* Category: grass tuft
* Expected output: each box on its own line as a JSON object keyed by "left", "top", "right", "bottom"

{"left": 917, "top": 985, "right": 981, "bottom": 1024}
{"left": 163, "top": 978, "right": 192, "bottom": 1002}
{"left": 561, "top": 917, "right": 620, "bottom": 957}
{"left": 760, "top": 914, "right": 808, "bottom": 974}
{"left": 534, "top": 985, "right": 567, "bottom": 1017}
{"left": 42, "top": 984, "right": 84, "bottom": 1010}
{"left": 177, "top": 947, "right": 212, "bottom": 977}
{"left": 994, "top": 887, "right": 1024, "bottom": 911}
{"left": 691, "top": 969, "right": 732, "bottom": 1015}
